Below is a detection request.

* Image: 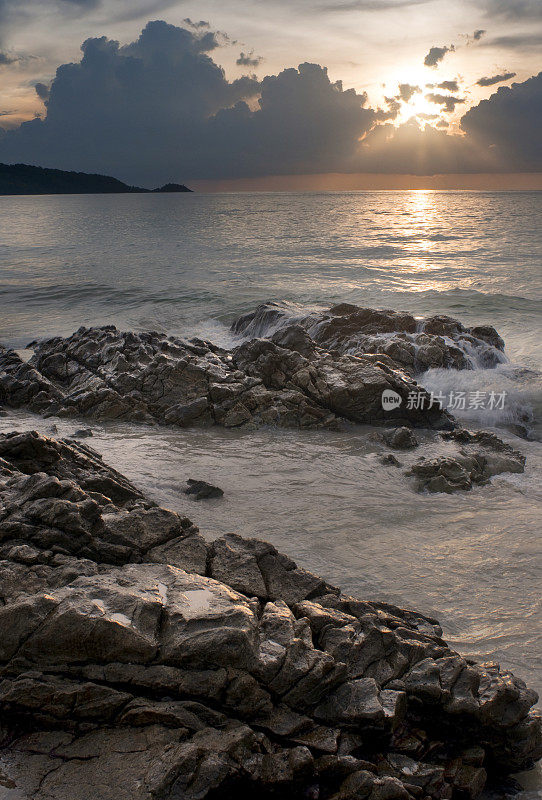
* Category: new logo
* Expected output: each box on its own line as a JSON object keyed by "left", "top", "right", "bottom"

{"left": 381, "top": 389, "right": 402, "bottom": 411}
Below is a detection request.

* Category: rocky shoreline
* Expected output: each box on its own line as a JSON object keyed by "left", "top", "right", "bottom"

{"left": 0, "top": 302, "right": 529, "bottom": 494}
{"left": 0, "top": 429, "right": 540, "bottom": 800}
{"left": 3, "top": 299, "right": 506, "bottom": 433}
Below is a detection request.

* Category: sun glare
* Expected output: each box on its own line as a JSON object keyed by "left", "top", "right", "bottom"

{"left": 403, "top": 91, "right": 440, "bottom": 122}
{"left": 381, "top": 64, "right": 451, "bottom": 127}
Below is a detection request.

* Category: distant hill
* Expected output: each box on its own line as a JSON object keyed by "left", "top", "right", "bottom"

{"left": 0, "top": 163, "right": 193, "bottom": 195}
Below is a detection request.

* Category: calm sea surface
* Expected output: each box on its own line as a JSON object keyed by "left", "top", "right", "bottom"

{"left": 0, "top": 191, "right": 541, "bottom": 792}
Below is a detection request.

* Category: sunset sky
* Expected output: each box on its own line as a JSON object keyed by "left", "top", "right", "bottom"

{"left": 0, "top": 0, "right": 541, "bottom": 188}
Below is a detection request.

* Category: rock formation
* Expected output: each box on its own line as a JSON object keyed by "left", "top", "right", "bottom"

{"left": 231, "top": 302, "right": 506, "bottom": 374}
{"left": 0, "top": 323, "right": 453, "bottom": 430}
{"left": 406, "top": 429, "right": 526, "bottom": 493}
{"left": 0, "top": 430, "right": 540, "bottom": 799}
{"left": 0, "top": 303, "right": 529, "bottom": 494}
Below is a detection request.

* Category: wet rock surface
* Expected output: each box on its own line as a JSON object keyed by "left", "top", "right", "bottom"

{"left": 0, "top": 317, "right": 526, "bottom": 494}
{"left": 231, "top": 302, "right": 507, "bottom": 374}
{"left": 0, "top": 323, "right": 454, "bottom": 430}
{"left": 184, "top": 479, "right": 224, "bottom": 501}
{"left": 0, "top": 430, "right": 540, "bottom": 799}
{"left": 382, "top": 428, "right": 419, "bottom": 451}
{"left": 406, "top": 430, "right": 526, "bottom": 493}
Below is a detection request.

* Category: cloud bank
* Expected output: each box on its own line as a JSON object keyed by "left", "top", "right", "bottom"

{"left": 461, "top": 72, "right": 542, "bottom": 170}
{"left": 0, "top": 21, "right": 541, "bottom": 183}
{"left": 476, "top": 72, "right": 516, "bottom": 86}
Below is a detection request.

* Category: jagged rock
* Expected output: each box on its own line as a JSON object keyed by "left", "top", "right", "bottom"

{"left": 407, "top": 454, "right": 487, "bottom": 493}
{"left": 207, "top": 533, "right": 337, "bottom": 604}
{"left": 233, "top": 338, "right": 451, "bottom": 429}
{"left": 184, "top": 478, "right": 224, "bottom": 500}
{"left": 314, "top": 679, "right": 406, "bottom": 730}
{"left": 0, "top": 432, "right": 540, "bottom": 800}
{"left": 407, "top": 430, "right": 525, "bottom": 493}
{"left": 0, "top": 324, "right": 453, "bottom": 430}
{"left": 271, "top": 324, "right": 318, "bottom": 358}
{"left": 231, "top": 302, "right": 506, "bottom": 374}
{"left": 0, "top": 431, "right": 204, "bottom": 573}
{"left": 382, "top": 428, "right": 419, "bottom": 450}
{"left": 0, "top": 430, "right": 142, "bottom": 504}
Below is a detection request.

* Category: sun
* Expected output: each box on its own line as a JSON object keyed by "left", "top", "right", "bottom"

{"left": 403, "top": 90, "right": 440, "bottom": 122}
{"left": 380, "top": 64, "right": 447, "bottom": 126}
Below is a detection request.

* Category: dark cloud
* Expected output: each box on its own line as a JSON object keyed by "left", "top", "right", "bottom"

{"left": 375, "top": 96, "right": 401, "bottom": 120}
{"left": 424, "top": 44, "right": 454, "bottom": 67}
{"left": 396, "top": 83, "right": 420, "bottom": 102}
{"left": 183, "top": 19, "right": 211, "bottom": 30}
{"left": 236, "top": 51, "right": 263, "bottom": 67}
{"left": 476, "top": 72, "right": 516, "bottom": 87}
{"left": 461, "top": 71, "right": 542, "bottom": 170}
{"left": 0, "top": 51, "right": 17, "bottom": 65}
{"left": 0, "top": 49, "right": 33, "bottom": 65}
{"left": 486, "top": 0, "right": 542, "bottom": 18}
{"left": 1, "top": 20, "right": 541, "bottom": 181}
{"left": 435, "top": 79, "right": 459, "bottom": 91}
{"left": 0, "top": 21, "right": 374, "bottom": 183}
{"left": 34, "top": 82, "right": 50, "bottom": 101}
{"left": 202, "top": 64, "right": 375, "bottom": 178}
{"left": 473, "top": 29, "right": 486, "bottom": 40}
{"left": 426, "top": 92, "right": 466, "bottom": 112}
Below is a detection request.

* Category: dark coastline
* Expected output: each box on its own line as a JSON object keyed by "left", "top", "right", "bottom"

{"left": 0, "top": 162, "right": 192, "bottom": 195}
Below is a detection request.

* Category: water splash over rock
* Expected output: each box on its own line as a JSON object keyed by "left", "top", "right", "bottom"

{"left": 231, "top": 302, "right": 507, "bottom": 374}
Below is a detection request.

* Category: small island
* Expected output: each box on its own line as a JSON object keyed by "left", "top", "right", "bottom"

{"left": 0, "top": 162, "right": 192, "bottom": 195}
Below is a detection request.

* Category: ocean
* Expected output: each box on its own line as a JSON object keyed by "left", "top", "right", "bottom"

{"left": 0, "top": 190, "right": 541, "bottom": 793}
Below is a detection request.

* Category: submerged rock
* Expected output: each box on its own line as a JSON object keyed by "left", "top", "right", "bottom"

{"left": 0, "top": 430, "right": 540, "bottom": 799}
{"left": 71, "top": 427, "right": 93, "bottom": 438}
{"left": 408, "top": 453, "right": 489, "bottom": 493}
{"left": 380, "top": 454, "right": 402, "bottom": 467}
{"left": 0, "top": 325, "right": 453, "bottom": 430}
{"left": 382, "top": 427, "right": 419, "bottom": 450}
{"left": 407, "top": 429, "right": 525, "bottom": 493}
{"left": 184, "top": 478, "right": 224, "bottom": 500}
